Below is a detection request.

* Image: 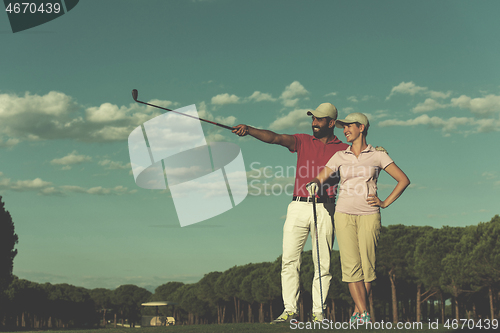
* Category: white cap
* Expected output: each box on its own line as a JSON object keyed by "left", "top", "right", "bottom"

{"left": 307, "top": 103, "right": 338, "bottom": 120}
{"left": 335, "top": 112, "right": 369, "bottom": 128}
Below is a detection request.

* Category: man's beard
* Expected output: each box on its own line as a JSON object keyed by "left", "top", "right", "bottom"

{"left": 312, "top": 126, "right": 329, "bottom": 138}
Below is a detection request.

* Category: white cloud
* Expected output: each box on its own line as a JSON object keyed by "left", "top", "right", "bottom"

{"left": 324, "top": 92, "right": 337, "bottom": 97}
{"left": 269, "top": 108, "right": 310, "bottom": 131}
{"left": 98, "top": 159, "right": 131, "bottom": 170}
{"left": 362, "top": 111, "right": 389, "bottom": 122}
{"left": 0, "top": 91, "right": 75, "bottom": 117}
{"left": 347, "top": 96, "right": 359, "bottom": 103}
{"left": 387, "top": 82, "right": 427, "bottom": 99}
{"left": 379, "top": 114, "right": 465, "bottom": 128}
{"left": 412, "top": 98, "right": 449, "bottom": 113}
{"left": 280, "top": 81, "right": 309, "bottom": 107}
{"left": 39, "top": 187, "right": 64, "bottom": 196}
{"left": 451, "top": 94, "right": 500, "bottom": 118}
{"left": 482, "top": 172, "right": 497, "bottom": 180}
{"left": 51, "top": 151, "right": 92, "bottom": 168}
{"left": 0, "top": 173, "right": 134, "bottom": 196}
{"left": 429, "top": 90, "right": 452, "bottom": 99}
{"left": 211, "top": 93, "right": 240, "bottom": 105}
{"left": 9, "top": 178, "right": 53, "bottom": 191}
{"left": 0, "top": 138, "right": 19, "bottom": 147}
{"left": 474, "top": 118, "right": 500, "bottom": 133}
{"left": 340, "top": 107, "right": 354, "bottom": 114}
{"left": 386, "top": 81, "right": 451, "bottom": 101}
{"left": 86, "top": 103, "right": 129, "bottom": 123}
{"left": 60, "top": 185, "right": 134, "bottom": 196}
{"left": 0, "top": 91, "right": 166, "bottom": 145}
{"left": 379, "top": 114, "right": 500, "bottom": 135}
{"left": 247, "top": 91, "right": 276, "bottom": 102}
{"left": 197, "top": 101, "right": 236, "bottom": 129}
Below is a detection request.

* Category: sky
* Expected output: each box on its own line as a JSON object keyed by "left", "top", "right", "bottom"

{"left": 1, "top": 0, "right": 499, "bottom": 292}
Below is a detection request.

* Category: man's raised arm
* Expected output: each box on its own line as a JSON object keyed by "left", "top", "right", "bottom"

{"left": 233, "top": 124, "right": 295, "bottom": 151}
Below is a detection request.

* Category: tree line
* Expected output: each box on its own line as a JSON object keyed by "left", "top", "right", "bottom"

{"left": 1, "top": 192, "right": 498, "bottom": 328}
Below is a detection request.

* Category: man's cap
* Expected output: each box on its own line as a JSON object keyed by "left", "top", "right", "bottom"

{"left": 307, "top": 103, "right": 338, "bottom": 120}
{"left": 335, "top": 112, "right": 369, "bottom": 128}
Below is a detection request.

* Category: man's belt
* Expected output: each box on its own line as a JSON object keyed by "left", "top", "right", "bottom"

{"left": 292, "top": 196, "right": 334, "bottom": 203}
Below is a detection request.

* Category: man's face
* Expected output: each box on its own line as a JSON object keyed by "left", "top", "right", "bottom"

{"left": 312, "top": 116, "right": 333, "bottom": 138}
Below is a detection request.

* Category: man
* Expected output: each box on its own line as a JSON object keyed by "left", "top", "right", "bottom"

{"left": 232, "top": 103, "right": 348, "bottom": 323}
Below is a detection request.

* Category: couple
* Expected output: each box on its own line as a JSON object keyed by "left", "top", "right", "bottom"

{"left": 232, "top": 103, "right": 410, "bottom": 324}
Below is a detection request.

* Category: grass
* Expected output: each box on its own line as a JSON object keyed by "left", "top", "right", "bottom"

{"left": 0, "top": 323, "right": 463, "bottom": 333}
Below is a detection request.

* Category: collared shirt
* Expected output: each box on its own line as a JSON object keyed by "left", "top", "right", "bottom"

{"left": 325, "top": 144, "right": 393, "bottom": 215}
{"left": 291, "top": 134, "right": 349, "bottom": 198}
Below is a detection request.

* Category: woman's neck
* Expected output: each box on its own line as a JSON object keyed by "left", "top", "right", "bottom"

{"left": 350, "top": 137, "right": 368, "bottom": 157}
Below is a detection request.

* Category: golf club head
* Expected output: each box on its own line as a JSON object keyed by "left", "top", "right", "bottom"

{"left": 132, "top": 89, "right": 139, "bottom": 101}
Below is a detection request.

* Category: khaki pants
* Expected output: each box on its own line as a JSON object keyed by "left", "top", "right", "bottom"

{"left": 281, "top": 201, "right": 335, "bottom": 314}
{"left": 334, "top": 212, "right": 381, "bottom": 282}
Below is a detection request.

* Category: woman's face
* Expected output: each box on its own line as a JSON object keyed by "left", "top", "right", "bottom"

{"left": 343, "top": 123, "right": 363, "bottom": 142}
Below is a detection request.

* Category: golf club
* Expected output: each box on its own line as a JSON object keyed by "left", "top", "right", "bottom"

{"left": 311, "top": 193, "right": 325, "bottom": 317}
{"left": 131, "top": 89, "right": 234, "bottom": 131}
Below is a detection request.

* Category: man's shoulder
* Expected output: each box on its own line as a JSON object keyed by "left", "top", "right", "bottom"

{"left": 292, "top": 133, "right": 312, "bottom": 146}
{"left": 328, "top": 138, "right": 349, "bottom": 149}
{"left": 294, "top": 133, "right": 311, "bottom": 140}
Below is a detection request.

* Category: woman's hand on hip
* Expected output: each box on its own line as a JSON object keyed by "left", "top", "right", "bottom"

{"left": 367, "top": 194, "right": 386, "bottom": 208}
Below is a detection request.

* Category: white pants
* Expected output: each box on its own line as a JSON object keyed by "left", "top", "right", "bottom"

{"left": 281, "top": 201, "right": 335, "bottom": 314}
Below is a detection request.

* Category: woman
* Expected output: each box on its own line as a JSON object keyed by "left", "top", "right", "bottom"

{"left": 307, "top": 112, "right": 410, "bottom": 323}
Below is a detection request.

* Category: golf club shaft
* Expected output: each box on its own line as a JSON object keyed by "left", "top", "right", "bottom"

{"left": 131, "top": 89, "right": 234, "bottom": 131}
{"left": 312, "top": 197, "right": 324, "bottom": 315}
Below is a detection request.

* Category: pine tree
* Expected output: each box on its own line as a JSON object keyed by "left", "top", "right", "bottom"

{"left": 0, "top": 196, "right": 18, "bottom": 293}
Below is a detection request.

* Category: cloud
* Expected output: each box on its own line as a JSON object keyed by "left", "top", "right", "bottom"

{"left": 197, "top": 101, "right": 236, "bottom": 129}
{"left": 451, "top": 94, "right": 500, "bottom": 118}
{"left": 381, "top": 86, "right": 500, "bottom": 135}
{"left": 280, "top": 81, "right": 309, "bottom": 107}
{"left": 379, "top": 114, "right": 500, "bottom": 135}
{"left": 85, "top": 103, "right": 130, "bottom": 123}
{"left": 340, "top": 107, "right": 354, "bottom": 114}
{"left": 379, "top": 114, "right": 468, "bottom": 128}
{"left": 60, "top": 185, "right": 135, "bottom": 196}
{"left": 325, "top": 92, "right": 337, "bottom": 97}
{"left": 362, "top": 111, "right": 389, "bottom": 122}
{"left": 211, "top": 93, "right": 240, "bottom": 105}
{"left": 51, "top": 151, "right": 92, "bottom": 169}
{"left": 347, "top": 96, "right": 358, "bottom": 103}
{"left": 387, "top": 82, "right": 427, "bottom": 99}
{"left": 0, "top": 91, "right": 168, "bottom": 145}
{"left": 98, "top": 159, "right": 131, "bottom": 170}
{"left": 0, "top": 173, "right": 135, "bottom": 196}
{"left": 386, "top": 81, "right": 451, "bottom": 100}
{"left": 246, "top": 91, "right": 277, "bottom": 102}
{"left": 412, "top": 98, "right": 449, "bottom": 113}
{"left": 269, "top": 108, "right": 310, "bottom": 131}
{"left": 6, "top": 178, "right": 53, "bottom": 191}
{"left": 482, "top": 171, "right": 497, "bottom": 180}
{"left": 429, "top": 90, "right": 452, "bottom": 99}
{"left": 0, "top": 138, "right": 20, "bottom": 148}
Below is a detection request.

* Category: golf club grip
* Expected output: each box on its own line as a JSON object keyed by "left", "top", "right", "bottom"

{"left": 135, "top": 100, "right": 234, "bottom": 131}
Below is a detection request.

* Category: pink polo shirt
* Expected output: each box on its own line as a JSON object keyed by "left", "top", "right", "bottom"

{"left": 325, "top": 144, "right": 393, "bottom": 215}
{"left": 291, "top": 134, "right": 349, "bottom": 198}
